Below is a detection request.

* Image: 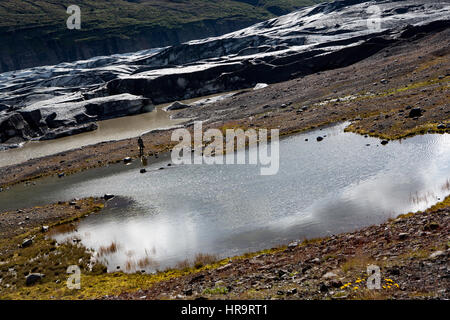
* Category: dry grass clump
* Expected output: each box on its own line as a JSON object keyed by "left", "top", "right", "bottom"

{"left": 193, "top": 253, "right": 218, "bottom": 269}
{"left": 98, "top": 242, "right": 118, "bottom": 257}
{"left": 137, "top": 256, "right": 159, "bottom": 269}
{"left": 441, "top": 178, "right": 450, "bottom": 192}
{"left": 47, "top": 223, "right": 77, "bottom": 236}
{"left": 174, "top": 253, "right": 219, "bottom": 271}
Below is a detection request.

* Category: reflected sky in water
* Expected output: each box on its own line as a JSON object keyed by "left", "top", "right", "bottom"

{"left": 1, "top": 123, "right": 449, "bottom": 272}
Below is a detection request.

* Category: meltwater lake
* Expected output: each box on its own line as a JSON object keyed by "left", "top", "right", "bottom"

{"left": 1, "top": 123, "right": 449, "bottom": 272}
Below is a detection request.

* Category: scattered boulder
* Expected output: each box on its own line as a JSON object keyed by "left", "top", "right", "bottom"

{"left": 428, "top": 251, "right": 445, "bottom": 260}
{"left": 189, "top": 274, "right": 205, "bottom": 284}
{"left": 165, "top": 101, "right": 191, "bottom": 111}
{"left": 322, "top": 272, "right": 338, "bottom": 279}
{"left": 287, "top": 241, "right": 299, "bottom": 249}
{"left": 26, "top": 273, "right": 45, "bottom": 286}
{"left": 319, "top": 283, "right": 329, "bottom": 292}
{"left": 408, "top": 107, "right": 423, "bottom": 118}
{"left": 21, "top": 238, "right": 33, "bottom": 248}
{"left": 437, "top": 123, "right": 446, "bottom": 130}
{"left": 123, "top": 157, "right": 132, "bottom": 164}
{"left": 286, "top": 288, "right": 297, "bottom": 295}
{"left": 253, "top": 83, "right": 268, "bottom": 90}
{"left": 398, "top": 232, "right": 409, "bottom": 240}
{"left": 424, "top": 222, "right": 439, "bottom": 231}
{"left": 41, "top": 226, "right": 49, "bottom": 233}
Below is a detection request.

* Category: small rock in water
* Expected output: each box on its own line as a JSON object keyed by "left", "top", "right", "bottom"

{"left": 381, "top": 140, "right": 389, "bottom": 145}
{"left": 58, "top": 172, "right": 65, "bottom": 178}
{"left": 123, "top": 157, "right": 132, "bottom": 164}
{"left": 140, "top": 169, "right": 147, "bottom": 174}
{"left": 104, "top": 194, "right": 115, "bottom": 200}
{"left": 316, "top": 136, "right": 324, "bottom": 142}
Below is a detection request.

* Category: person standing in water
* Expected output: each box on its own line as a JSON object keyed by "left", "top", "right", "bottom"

{"left": 138, "top": 136, "right": 145, "bottom": 157}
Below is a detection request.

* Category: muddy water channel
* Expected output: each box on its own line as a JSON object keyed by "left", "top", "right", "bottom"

{"left": 1, "top": 123, "right": 449, "bottom": 272}
{"left": 0, "top": 105, "right": 185, "bottom": 167}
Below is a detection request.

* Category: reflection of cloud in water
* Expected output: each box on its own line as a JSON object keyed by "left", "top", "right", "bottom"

{"left": 9, "top": 126, "right": 449, "bottom": 272}
{"left": 76, "top": 210, "right": 201, "bottom": 271}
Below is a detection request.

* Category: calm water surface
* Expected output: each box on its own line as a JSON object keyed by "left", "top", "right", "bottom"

{"left": 1, "top": 123, "right": 449, "bottom": 272}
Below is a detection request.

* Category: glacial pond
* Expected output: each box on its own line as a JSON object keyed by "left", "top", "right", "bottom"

{"left": 0, "top": 123, "right": 449, "bottom": 272}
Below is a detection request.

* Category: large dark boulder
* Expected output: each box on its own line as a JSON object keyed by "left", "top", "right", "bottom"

{"left": 408, "top": 107, "right": 423, "bottom": 118}
{"left": 26, "top": 273, "right": 45, "bottom": 286}
{"left": 0, "top": 113, "right": 36, "bottom": 142}
{"left": 19, "top": 109, "right": 42, "bottom": 130}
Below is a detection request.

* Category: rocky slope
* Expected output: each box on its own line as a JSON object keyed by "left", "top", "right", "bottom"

{"left": 0, "top": 0, "right": 449, "bottom": 147}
